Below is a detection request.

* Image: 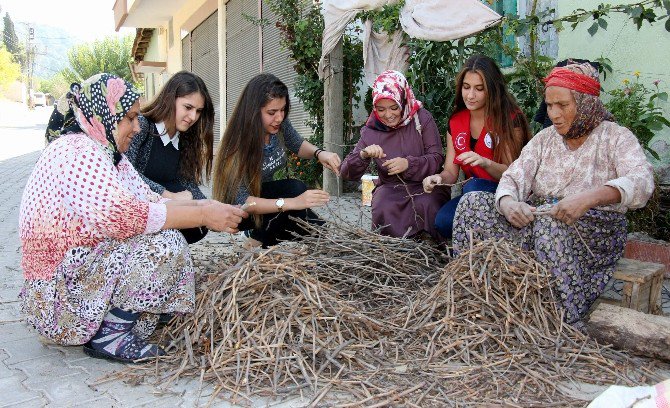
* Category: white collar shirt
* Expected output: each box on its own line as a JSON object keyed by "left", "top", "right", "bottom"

{"left": 155, "top": 121, "right": 180, "bottom": 150}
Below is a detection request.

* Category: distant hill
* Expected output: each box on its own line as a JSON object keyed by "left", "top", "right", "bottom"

{"left": 14, "top": 24, "right": 77, "bottom": 79}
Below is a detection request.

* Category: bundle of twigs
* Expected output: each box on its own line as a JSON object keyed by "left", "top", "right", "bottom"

{"left": 113, "top": 221, "right": 664, "bottom": 407}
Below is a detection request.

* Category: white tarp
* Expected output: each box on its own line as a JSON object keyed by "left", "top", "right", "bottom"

{"left": 363, "top": 19, "right": 409, "bottom": 86}
{"left": 400, "top": 0, "right": 501, "bottom": 42}
{"left": 587, "top": 379, "right": 670, "bottom": 408}
{"left": 318, "top": 0, "right": 502, "bottom": 79}
{"left": 319, "top": 0, "right": 400, "bottom": 79}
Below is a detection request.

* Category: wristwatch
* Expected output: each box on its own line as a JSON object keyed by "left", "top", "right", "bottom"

{"left": 275, "top": 198, "right": 285, "bottom": 212}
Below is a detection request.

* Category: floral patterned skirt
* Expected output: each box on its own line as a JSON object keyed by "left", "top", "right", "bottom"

{"left": 20, "top": 229, "right": 195, "bottom": 345}
{"left": 452, "top": 192, "right": 627, "bottom": 324}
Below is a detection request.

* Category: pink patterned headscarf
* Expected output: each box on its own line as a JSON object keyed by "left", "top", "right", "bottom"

{"left": 366, "top": 70, "right": 423, "bottom": 131}
{"left": 67, "top": 73, "right": 140, "bottom": 165}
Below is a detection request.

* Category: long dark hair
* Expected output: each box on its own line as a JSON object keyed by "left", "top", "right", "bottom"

{"left": 212, "top": 73, "right": 290, "bottom": 225}
{"left": 453, "top": 55, "right": 531, "bottom": 165}
{"left": 141, "top": 71, "right": 214, "bottom": 184}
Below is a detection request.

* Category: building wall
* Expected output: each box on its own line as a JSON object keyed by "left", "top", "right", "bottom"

{"left": 557, "top": 0, "right": 670, "bottom": 179}
{"left": 171, "top": 0, "right": 218, "bottom": 75}
{"left": 142, "top": 29, "right": 168, "bottom": 100}
{"left": 127, "top": 0, "right": 140, "bottom": 12}
{"left": 170, "top": 0, "right": 223, "bottom": 128}
{"left": 6, "top": 80, "right": 26, "bottom": 104}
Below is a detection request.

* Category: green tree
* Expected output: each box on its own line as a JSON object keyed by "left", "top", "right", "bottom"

{"left": 0, "top": 44, "right": 21, "bottom": 91}
{"left": 60, "top": 35, "right": 136, "bottom": 86}
{"left": 2, "top": 12, "right": 25, "bottom": 68}
{"left": 2, "top": 12, "right": 19, "bottom": 54}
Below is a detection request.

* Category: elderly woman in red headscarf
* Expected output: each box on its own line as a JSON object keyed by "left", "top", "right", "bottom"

{"left": 341, "top": 70, "right": 449, "bottom": 240}
{"left": 451, "top": 62, "right": 654, "bottom": 327}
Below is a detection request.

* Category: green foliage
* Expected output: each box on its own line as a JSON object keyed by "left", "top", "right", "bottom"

{"left": 593, "top": 56, "right": 614, "bottom": 80}
{"left": 504, "top": 55, "right": 555, "bottom": 133}
{"left": 264, "top": 0, "right": 364, "bottom": 187}
{"left": 60, "top": 35, "right": 137, "bottom": 87}
{"left": 2, "top": 13, "right": 18, "bottom": 53}
{"left": 359, "top": 1, "right": 405, "bottom": 33}
{"left": 605, "top": 76, "right": 670, "bottom": 160}
{"left": 600, "top": 72, "right": 670, "bottom": 240}
{"left": 626, "top": 177, "right": 670, "bottom": 240}
{"left": 37, "top": 71, "right": 69, "bottom": 97}
{"left": 0, "top": 44, "right": 21, "bottom": 90}
{"left": 506, "top": 0, "right": 670, "bottom": 36}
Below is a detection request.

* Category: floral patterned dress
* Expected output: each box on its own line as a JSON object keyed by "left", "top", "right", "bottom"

{"left": 19, "top": 134, "right": 195, "bottom": 345}
{"left": 453, "top": 121, "right": 654, "bottom": 324}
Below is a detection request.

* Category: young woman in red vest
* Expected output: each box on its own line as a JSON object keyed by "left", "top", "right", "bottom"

{"left": 423, "top": 55, "right": 531, "bottom": 239}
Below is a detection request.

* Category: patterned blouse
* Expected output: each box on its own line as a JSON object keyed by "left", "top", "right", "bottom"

{"left": 495, "top": 121, "right": 654, "bottom": 213}
{"left": 20, "top": 133, "right": 168, "bottom": 281}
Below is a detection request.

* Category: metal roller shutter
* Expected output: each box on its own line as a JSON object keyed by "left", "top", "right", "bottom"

{"left": 191, "top": 11, "right": 221, "bottom": 144}
{"left": 181, "top": 34, "right": 191, "bottom": 71}
{"left": 225, "top": 0, "right": 260, "bottom": 121}
{"left": 261, "top": 2, "right": 313, "bottom": 139}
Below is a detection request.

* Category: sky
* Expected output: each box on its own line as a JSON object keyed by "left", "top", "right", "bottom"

{"left": 0, "top": 0, "right": 133, "bottom": 42}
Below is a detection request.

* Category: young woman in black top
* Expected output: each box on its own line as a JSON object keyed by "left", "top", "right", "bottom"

{"left": 126, "top": 71, "right": 215, "bottom": 243}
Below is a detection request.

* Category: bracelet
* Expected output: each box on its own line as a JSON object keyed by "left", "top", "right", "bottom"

{"left": 314, "top": 148, "right": 324, "bottom": 159}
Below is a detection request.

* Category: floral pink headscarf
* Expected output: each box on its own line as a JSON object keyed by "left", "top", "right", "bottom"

{"left": 366, "top": 70, "right": 423, "bottom": 132}
{"left": 53, "top": 73, "right": 141, "bottom": 165}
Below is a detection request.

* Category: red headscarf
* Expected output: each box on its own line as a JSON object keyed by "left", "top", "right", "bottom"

{"left": 366, "top": 70, "right": 422, "bottom": 132}
{"left": 542, "top": 63, "right": 613, "bottom": 139}
{"left": 543, "top": 67, "right": 601, "bottom": 96}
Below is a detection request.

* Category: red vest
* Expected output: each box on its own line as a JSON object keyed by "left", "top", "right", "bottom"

{"left": 449, "top": 109, "right": 496, "bottom": 181}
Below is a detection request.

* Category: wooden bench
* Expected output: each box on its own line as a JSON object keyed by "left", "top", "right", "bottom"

{"left": 608, "top": 258, "right": 665, "bottom": 315}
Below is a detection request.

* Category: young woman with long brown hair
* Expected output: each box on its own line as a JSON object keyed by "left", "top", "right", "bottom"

{"left": 125, "top": 71, "right": 215, "bottom": 243}
{"left": 423, "top": 54, "right": 532, "bottom": 239}
{"left": 212, "top": 73, "right": 341, "bottom": 248}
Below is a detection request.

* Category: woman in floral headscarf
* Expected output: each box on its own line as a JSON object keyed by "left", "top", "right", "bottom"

{"left": 19, "top": 74, "right": 247, "bottom": 362}
{"left": 451, "top": 62, "right": 655, "bottom": 327}
{"left": 341, "top": 70, "right": 449, "bottom": 240}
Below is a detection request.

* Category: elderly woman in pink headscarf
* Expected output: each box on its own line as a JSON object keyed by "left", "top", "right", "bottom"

{"left": 20, "top": 73, "right": 247, "bottom": 363}
{"left": 341, "top": 70, "right": 449, "bottom": 240}
{"left": 451, "top": 62, "right": 655, "bottom": 327}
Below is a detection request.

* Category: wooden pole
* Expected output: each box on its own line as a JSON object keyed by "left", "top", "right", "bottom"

{"left": 323, "top": 39, "right": 343, "bottom": 196}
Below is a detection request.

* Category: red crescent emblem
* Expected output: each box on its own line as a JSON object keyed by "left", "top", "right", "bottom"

{"left": 455, "top": 132, "right": 467, "bottom": 150}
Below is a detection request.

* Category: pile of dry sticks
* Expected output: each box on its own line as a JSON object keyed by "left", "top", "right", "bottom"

{"left": 116, "top": 221, "right": 665, "bottom": 407}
